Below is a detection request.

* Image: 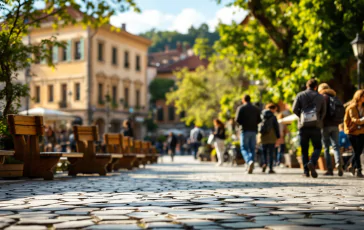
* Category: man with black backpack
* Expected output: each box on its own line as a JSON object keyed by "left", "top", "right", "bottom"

{"left": 190, "top": 125, "right": 204, "bottom": 160}
{"left": 293, "top": 79, "right": 326, "bottom": 178}
{"left": 318, "top": 83, "right": 344, "bottom": 176}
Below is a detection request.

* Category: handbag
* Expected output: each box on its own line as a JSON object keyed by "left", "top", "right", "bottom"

{"left": 207, "top": 133, "right": 215, "bottom": 145}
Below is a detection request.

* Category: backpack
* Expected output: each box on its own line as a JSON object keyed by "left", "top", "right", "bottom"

{"left": 300, "top": 93, "right": 318, "bottom": 128}
{"left": 259, "top": 116, "right": 274, "bottom": 134}
{"left": 196, "top": 131, "right": 203, "bottom": 142}
{"left": 327, "top": 96, "right": 345, "bottom": 125}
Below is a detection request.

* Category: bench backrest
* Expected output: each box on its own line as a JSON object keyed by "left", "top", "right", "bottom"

{"left": 123, "top": 136, "right": 131, "bottom": 153}
{"left": 104, "top": 133, "right": 123, "bottom": 154}
{"left": 134, "top": 140, "right": 142, "bottom": 153}
{"left": 142, "top": 141, "right": 151, "bottom": 155}
{"left": 7, "top": 115, "right": 44, "bottom": 173}
{"left": 73, "top": 126, "right": 98, "bottom": 157}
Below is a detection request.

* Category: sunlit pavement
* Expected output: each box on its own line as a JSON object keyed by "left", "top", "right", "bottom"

{"left": 0, "top": 156, "right": 363, "bottom": 230}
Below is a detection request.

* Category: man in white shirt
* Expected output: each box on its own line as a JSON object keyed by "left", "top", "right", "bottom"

{"left": 190, "top": 126, "right": 203, "bottom": 159}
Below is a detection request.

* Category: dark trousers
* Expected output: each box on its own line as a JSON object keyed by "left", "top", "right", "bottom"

{"left": 300, "top": 128, "right": 322, "bottom": 173}
{"left": 192, "top": 142, "right": 201, "bottom": 159}
{"left": 262, "top": 144, "right": 275, "bottom": 170}
{"left": 348, "top": 134, "right": 364, "bottom": 170}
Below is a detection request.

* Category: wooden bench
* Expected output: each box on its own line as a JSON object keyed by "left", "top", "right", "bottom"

{"left": 7, "top": 115, "right": 83, "bottom": 180}
{"left": 0, "top": 150, "right": 23, "bottom": 177}
{"left": 104, "top": 134, "right": 137, "bottom": 171}
{"left": 133, "top": 140, "right": 147, "bottom": 167}
{"left": 69, "top": 126, "right": 122, "bottom": 176}
{"left": 142, "top": 141, "right": 153, "bottom": 164}
{"left": 150, "top": 146, "right": 160, "bottom": 163}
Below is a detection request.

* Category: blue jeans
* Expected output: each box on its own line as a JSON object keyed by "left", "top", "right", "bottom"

{"left": 322, "top": 126, "right": 342, "bottom": 170}
{"left": 191, "top": 142, "right": 201, "bottom": 159}
{"left": 240, "top": 131, "right": 257, "bottom": 163}
{"left": 300, "top": 128, "right": 322, "bottom": 173}
{"left": 276, "top": 144, "right": 285, "bottom": 164}
{"left": 262, "top": 144, "right": 275, "bottom": 170}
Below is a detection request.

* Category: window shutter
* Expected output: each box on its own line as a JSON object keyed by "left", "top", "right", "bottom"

{"left": 40, "top": 44, "right": 46, "bottom": 64}
{"left": 52, "top": 45, "right": 58, "bottom": 63}
{"left": 80, "top": 38, "right": 84, "bottom": 60}
{"left": 67, "top": 40, "right": 72, "bottom": 62}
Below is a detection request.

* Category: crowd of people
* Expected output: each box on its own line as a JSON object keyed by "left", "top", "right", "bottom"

{"left": 230, "top": 78, "right": 361, "bottom": 178}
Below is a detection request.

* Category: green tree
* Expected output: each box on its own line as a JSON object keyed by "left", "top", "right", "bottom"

{"left": 215, "top": 0, "right": 364, "bottom": 102}
{"left": 0, "top": 0, "right": 139, "bottom": 118}
{"left": 166, "top": 58, "right": 246, "bottom": 127}
{"left": 149, "top": 78, "right": 175, "bottom": 103}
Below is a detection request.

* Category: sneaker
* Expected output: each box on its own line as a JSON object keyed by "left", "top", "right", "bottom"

{"left": 336, "top": 163, "right": 344, "bottom": 177}
{"left": 216, "top": 162, "right": 223, "bottom": 167}
{"left": 323, "top": 170, "right": 334, "bottom": 176}
{"left": 357, "top": 170, "right": 363, "bottom": 178}
{"left": 268, "top": 170, "right": 276, "bottom": 174}
{"left": 262, "top": 164, "right": 267, "bottom": 173}
{"left": 307, "top": 162, "right": 318, "bottom": 178}
{"left": 248, "top": 161, "right": 254, "bottom": 174}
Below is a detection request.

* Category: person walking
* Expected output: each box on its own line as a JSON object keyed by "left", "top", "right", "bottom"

{"left": 235, "top": 95, "right": 262, "bottom": 174}
{"left": 122, "top": 120, "right": 134, "bottom": 138}
{"left": 259, "top": 103, "right": 280, "bottom": 173}
{"left": 276, "top": 113, "right": 288, "bottom": 167}
{"left": 213, "top": 119, "right": 226, "bottom": 166}
{"left": 318, "top": 83, "right": 345, "bottom": 176}
{"left": 190, "top": 126, "right": 204, "bottom": 159}
{"left": 167, "top": 132, "right": 177, "bottom": 162}
{"left": 344, "top": 89, "right": 364, "bottom": 178}
{"left": 293, "top": 79, "right": 326, "bottom": 178}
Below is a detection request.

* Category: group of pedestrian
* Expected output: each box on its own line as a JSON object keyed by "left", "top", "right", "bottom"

{"left": 230, "top": 78, "right": 362, "bottom": 178}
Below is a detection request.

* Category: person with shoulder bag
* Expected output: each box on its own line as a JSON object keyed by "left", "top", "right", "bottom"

{"left": 259, "top": 103, "right": 280, "bottom": 173}
{"left": 318, "top": 83, "right": 345, "bottom": 176}
{"left": 344, "top": 89, "right": 364, "bottom": 178}
{"left": 293, "top": 79, "right": 326, "bottom": 178}
{"left": 213, "top": 119, "right": 226, "bottom": 166}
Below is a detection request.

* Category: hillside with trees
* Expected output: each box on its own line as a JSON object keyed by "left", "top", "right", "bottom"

{"left": 140, "top": 23, "right": 219, "bottom": 53}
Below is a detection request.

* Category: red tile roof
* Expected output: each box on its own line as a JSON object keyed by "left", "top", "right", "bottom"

{"left": 157, "top": 55, "right": 209, "bottom": 73}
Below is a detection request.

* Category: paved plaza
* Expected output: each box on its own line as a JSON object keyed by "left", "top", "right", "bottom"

{"left": 0, "top": 156, "right": 363, "bottom": 230}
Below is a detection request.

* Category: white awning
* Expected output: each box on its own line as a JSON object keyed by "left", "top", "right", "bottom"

{"left": 19, "top": 107, "right": 75, "bottom": 121}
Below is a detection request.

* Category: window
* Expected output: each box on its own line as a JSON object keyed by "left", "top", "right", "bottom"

{"left": 180, "top": 111, "right": 185, "bottom": 118}
{"left": 61, "top": 84, "right": 67, "bottom": 102}
{"left": 98, "top": 83, "right": 103, "bottom": 103}
{"left": 74, "top": 41, "right": 81, "bottom": 60}
{"left": 48, "top": 85, "right": 53, "bottom": 102}
{"left": 112, "top": 47, "right": 118, "bottom": 65}
{"left": 112, "top": 86, "right": 117, "bottom": 104}
{"left": 75, "top": 83, "right": 80, "bottom": 101}
{"left": 136, "top": 55, "right": 141, "bottom": 71}
{"left": 135, "top": 90, "right": 140, "bottom": 108}
{"left": 168, "top": 106, "right": 175, "bottom": 121}
{"left": 124, "top": 87, "right": 129, "bottom": 108}
{"left": 35, "top": 86, "right": 40, "bottom": 103}
{"left": 62, "top": 47, "right": 67, "bottom": 61}
{"left": 124, "top": 51, "right": 129, "bottom": 68}
{"left": 49, "top": 45, "right": 53, "bottom": 63}
{"left": 98, "top": 42, "right": 104, "bottom": 61}
{"left": 157, "top": 108, "right": 164, "bottom": 122}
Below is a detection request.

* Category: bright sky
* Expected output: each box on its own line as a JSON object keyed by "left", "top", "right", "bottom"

{"left": 110, "top": 0, "right": 248, "bottom": 34}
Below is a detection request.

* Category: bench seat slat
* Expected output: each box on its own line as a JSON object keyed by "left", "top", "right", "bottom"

{"left": 40, "top": 152, "right": 83, "bottom": 158}
{"left": 95, "top": 153, "right": 123, "bottom": 158}
{"left": 0, "top": 150, "right": 15, "bottom": 156}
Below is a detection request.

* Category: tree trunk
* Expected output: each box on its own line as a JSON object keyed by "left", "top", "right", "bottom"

{"left": 329, "top": 62, "right": 356, "bottom": 103}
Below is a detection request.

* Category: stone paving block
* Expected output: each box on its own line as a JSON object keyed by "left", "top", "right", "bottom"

{"left": 5, "top": 225, "right": 47, "bottom": 230}
{"left": 86, "top": 224, "right": 142, "bottom": 230}
{"left": 220, "top": 222, "right": 265, "bottom": 229}
{"left": 17, "top": 219, "right": 65, "bottom": 225}
{"left": 53, "top": 220, "right": 95, "bottom": 229}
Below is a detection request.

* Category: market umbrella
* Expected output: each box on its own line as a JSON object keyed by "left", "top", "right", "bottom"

{"left": 19, "top": 107, "right": 75, "bottom": 121}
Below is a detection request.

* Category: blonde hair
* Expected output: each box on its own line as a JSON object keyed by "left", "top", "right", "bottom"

{"left": 318, "top": 83, "right": 330, "bottom": 94}
{"left": 352, "top": 90, "right": 364, "bottom": 106}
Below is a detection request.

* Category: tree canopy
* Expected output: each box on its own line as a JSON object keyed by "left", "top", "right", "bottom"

{"left": 140, "top": 23, "right": 220, "bottom": 53}
{"left": 167, "top": 0, "right": 364, "bottom": 126}
{"left": 0, "top": 0, "right": 138, "bottom": 118}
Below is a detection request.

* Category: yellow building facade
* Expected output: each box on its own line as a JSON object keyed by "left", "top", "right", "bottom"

{"left": 29, "top": 23, "right": 151, "bottom": 139}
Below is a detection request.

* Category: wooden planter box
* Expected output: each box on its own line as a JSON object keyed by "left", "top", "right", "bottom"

{"left": 284, "top": 154, "right": 300, "bottom": 168}
{"left": 0, "top": 164, "right": 23, "bottom": 178}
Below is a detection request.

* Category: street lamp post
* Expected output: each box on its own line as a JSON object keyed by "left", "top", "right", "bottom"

{"left": 351, "top": 33, "right": 364, "bottom": 89}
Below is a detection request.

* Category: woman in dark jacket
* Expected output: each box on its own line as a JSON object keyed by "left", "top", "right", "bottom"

{"left": 122, "top": 120, "right": 134, "bottom": 138}
{"left": 167, "top": 132, "right": 177, "bottom": 162}
{"left": 213, "top": 119, "right": 226, "bottom": 166}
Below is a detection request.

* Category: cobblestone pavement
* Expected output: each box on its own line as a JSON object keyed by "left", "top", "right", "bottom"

{"left": 0, "top": 156, "right": 364, "bottom": 230}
